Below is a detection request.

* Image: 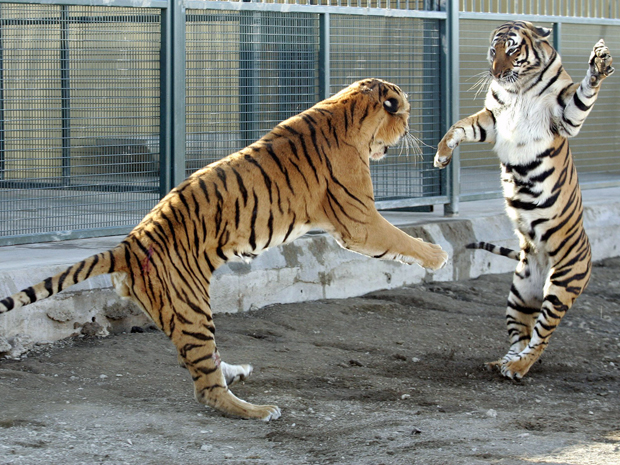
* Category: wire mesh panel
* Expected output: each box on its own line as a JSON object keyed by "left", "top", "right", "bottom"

{"left": 330, "top": 15, "right": 443, "bottom": 204}
{"left": 0, "top": 4, "right": 161, "bottom": 243}
{"left": 560, "top": 24, "right": 620, "bottom": 186}
{"left": 185, "top": 10, "right": 320, "bottom": 176}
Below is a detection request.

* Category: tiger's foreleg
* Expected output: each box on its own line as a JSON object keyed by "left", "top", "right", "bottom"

{"left": 434, "top": 108, "right": 496, "bottom": 169}
{"left": 558, "top": 39, "right": 614, "bottom": 138}
{"left": 333, "top": 212, "right": 448, "bottom": 270}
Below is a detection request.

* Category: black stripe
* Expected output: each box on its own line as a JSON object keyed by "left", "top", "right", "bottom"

{"left": 245, "top": 155, "right": 273, "bottom": 203}
{"left": 231, "top": 167, "right": 248, "bottom": 206}
{"left": 0, "top": 297, "right": 14, "bottom": 311}
{"left": 107, "top": 250, "right": 116, "bottom": 274}
{"left": 72, "top": 260, "right": 86, "bottom": 284}
{"left": 282, "top": 214, "right": 297, "bottom": 243}
{"left": 24, "top": 287, "right": 37, "bottom": 304}
{"left": 182, "top": 330, "right": 214, "bottom": 341}
{"left": 266, "top": 211, "right": 274, "bottom": 248}
{"left": 249, "top": 191, "right": 258, "bottom": 251}
{"left": 44, "top": 277, "right": 54, "bottom": 297}
{"left": 85, "top": 254, "right": 100, "bottom": 279}
{"left": 573, "top": 91, "right": 592, "bottom": 112}
{"left": 536, "top": 65, "right": 563, "bottom": 96}
{"left": 266, "top": 144, "right": 295, "bottom": 195}
{"left": 215, "top": 167, "right": 228, "bottom": 191}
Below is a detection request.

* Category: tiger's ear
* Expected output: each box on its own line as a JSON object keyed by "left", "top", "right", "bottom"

{"left": 534, "top": 26, "right": 551, "bottom": 38}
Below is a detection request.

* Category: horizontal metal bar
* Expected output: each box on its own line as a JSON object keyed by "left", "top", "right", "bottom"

{"left": 375, "top": 195, "right": 449, "bottom": 210}
{"left": 581, "top": 180, "right": 620, "bottom": 190}
{"left": 185, "top": 0, "right": 447, "bottom": 19}
{"left": 459, "top": 11, "right": 620, "bottom": 26}
{"left": 0, "top": 226, "right": 132, "bottom": 247}
{"left": 0, "top": 0, "right": 168, "bottom": 8}
{"left": 458, "top": 191, "right": 503, "bottom": 202}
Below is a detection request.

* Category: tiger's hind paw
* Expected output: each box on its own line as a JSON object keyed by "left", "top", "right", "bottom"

{"left": 486, "top": 354, "right": 531, "bottom": 380}
{"left": 589, "top": 39, "right": 614, "bottom": 85}
{"left": 221, "top": 362, "right": 253, "bottom": 386}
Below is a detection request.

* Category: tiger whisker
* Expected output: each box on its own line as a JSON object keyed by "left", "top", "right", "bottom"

{"left": 469, "top": 71, "right": 493, "bottom": 99}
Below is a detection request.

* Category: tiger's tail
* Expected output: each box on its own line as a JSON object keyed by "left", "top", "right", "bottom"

{"left": 466, "top": 241, "right": 520, "bottom": 260}
{"left": 0, "top": 245, "right": 126, "bottom": 315}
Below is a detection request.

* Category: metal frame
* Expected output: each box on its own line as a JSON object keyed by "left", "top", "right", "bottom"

{"left": 0, "top": 0, "right": 619, "bottom": 245}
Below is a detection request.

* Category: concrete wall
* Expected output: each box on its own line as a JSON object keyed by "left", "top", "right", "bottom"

{"left": 1, "top": 188, "right": 619, "bottom": 357}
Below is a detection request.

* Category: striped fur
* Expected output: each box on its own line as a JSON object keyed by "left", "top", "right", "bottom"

{"left": 0, "top": 79, "right": 448, "bottom": 420}
{"left": 435, "top": 22, "right": 614, "bottom": 379}
{"left": 466, "top": 241, "right": 520, "bottom": 261}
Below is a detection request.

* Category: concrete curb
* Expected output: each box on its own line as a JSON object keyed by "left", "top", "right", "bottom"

{"left": 1, "top": 187, "right": 619, "bottom": 353}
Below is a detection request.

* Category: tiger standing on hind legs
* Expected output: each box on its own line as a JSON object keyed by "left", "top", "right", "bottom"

{"left": 434, "top": 21, "right": 614, "bottom": 380}
{"left": 0, "top": 78, "right": 448, "bottom": 421}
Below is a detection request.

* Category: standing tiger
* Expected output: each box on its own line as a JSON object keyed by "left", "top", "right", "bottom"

{"left": 0, "top": 79, "right": 448, "bottom": 421}
{"left": 434, "top": 21, "right": 614, "bottom": 380}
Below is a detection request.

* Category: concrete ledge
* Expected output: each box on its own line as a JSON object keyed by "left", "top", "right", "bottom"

{"left": 1, "top": 187, "right": 619, "bottom": 353}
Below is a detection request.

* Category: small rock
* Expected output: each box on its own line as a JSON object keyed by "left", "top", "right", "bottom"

{"left": 0, "top": 336, "right": 11, "bottom": 353}
{"left": 5, "top": 334, "right": 34, "bottom": 359}
{"left": 201, "top": 445, "right": 213, "bottom": 452}
{"left": 46, "top": 306, "right": 75, "bottom": 323}
{"left": 412, "top": 428, "right": 422, "bottom": 435}
{"left": 349, "top": 359, "right": 364, "bottom": 367}
{"left": 485, "top": 409, "right": 497, "bottom": 418}
{"left": 412, "top": 357, "right": 420, "bottom": 363}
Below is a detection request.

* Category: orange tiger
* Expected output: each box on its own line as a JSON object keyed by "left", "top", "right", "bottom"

{"left": 0, "top": 79, "right": 448, "bottom": 420}
{"left": 435, "top": 22, "right": 614, "bottom": 380}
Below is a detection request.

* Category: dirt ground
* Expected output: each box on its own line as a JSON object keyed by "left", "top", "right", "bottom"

{"left": 1, "top": 258, "right": 619, "bottom": 465}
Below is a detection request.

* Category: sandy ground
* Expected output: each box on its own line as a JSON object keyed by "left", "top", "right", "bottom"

{"left": 1, "top": 258, "right": 619, "bottom": 465}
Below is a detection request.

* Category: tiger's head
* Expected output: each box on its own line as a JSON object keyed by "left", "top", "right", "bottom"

{"left": 326, "top": 78, "right": 411, "bottom": 160}
{"left": 488, "top": 21, "right": 554, "bottom": 88}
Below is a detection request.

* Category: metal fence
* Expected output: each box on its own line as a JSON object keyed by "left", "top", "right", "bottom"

{"left": 0, "top": 0, "right": 619, "bottom": 245}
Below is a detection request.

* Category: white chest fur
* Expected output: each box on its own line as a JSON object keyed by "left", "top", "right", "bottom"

{"left": 486, "top": 86, "right": 556, "bottom": 165}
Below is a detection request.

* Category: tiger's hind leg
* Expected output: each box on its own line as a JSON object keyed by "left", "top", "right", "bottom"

{"left": 496, "top": 262, "right": 591, "bottom": 379}
{"left": 488, "top": 255, "right": 544, "bottom": 376}
{"left": 168, "top": 302, "right": 280, "bottom": 421}
{"left": 177, "top": 355, "right": 252, "bottom": 386}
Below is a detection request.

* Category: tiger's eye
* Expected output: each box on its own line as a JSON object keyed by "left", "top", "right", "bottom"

{"left": 383, "top": 97, "right": 399, "bottom": 114}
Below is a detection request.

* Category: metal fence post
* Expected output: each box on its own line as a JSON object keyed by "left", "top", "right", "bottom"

{"left": 443, "top": 0, "right": 460, "bottom": 216}
{"left": 160, "top": 0, "right": 187, "bottom": 196}
{"left": 60, "top": 5, "right": 71, "bottom": 185}
{"left": 319, "top": 12, "right": 330, "bottom": 100}
{"left": 553, "top": 22, "right": 561, "bottom": 53}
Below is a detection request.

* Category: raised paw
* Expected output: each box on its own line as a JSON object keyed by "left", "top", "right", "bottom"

{"left": 434, "top": 131, "right": 460, "bottom": 168}
{"left": 589, "top": 39, "right": 614, "bottom": 85}
{"left": 424, "top": 243, "right": 449, "bottom": 271}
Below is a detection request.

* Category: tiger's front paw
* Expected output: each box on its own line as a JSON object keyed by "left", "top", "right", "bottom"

{"left": 434, "top": 131, "right": 460, "bottom": 168}
{"left": 589, "top": 39, "right": 614, "bottom": 86}
{"left": 423, "top": 242, "right": 449, "bottom": 271}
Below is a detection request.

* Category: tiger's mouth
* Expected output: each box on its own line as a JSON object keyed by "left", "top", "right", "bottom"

{"left": 370, "top": 145, "right": 390, "bottom": 160}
